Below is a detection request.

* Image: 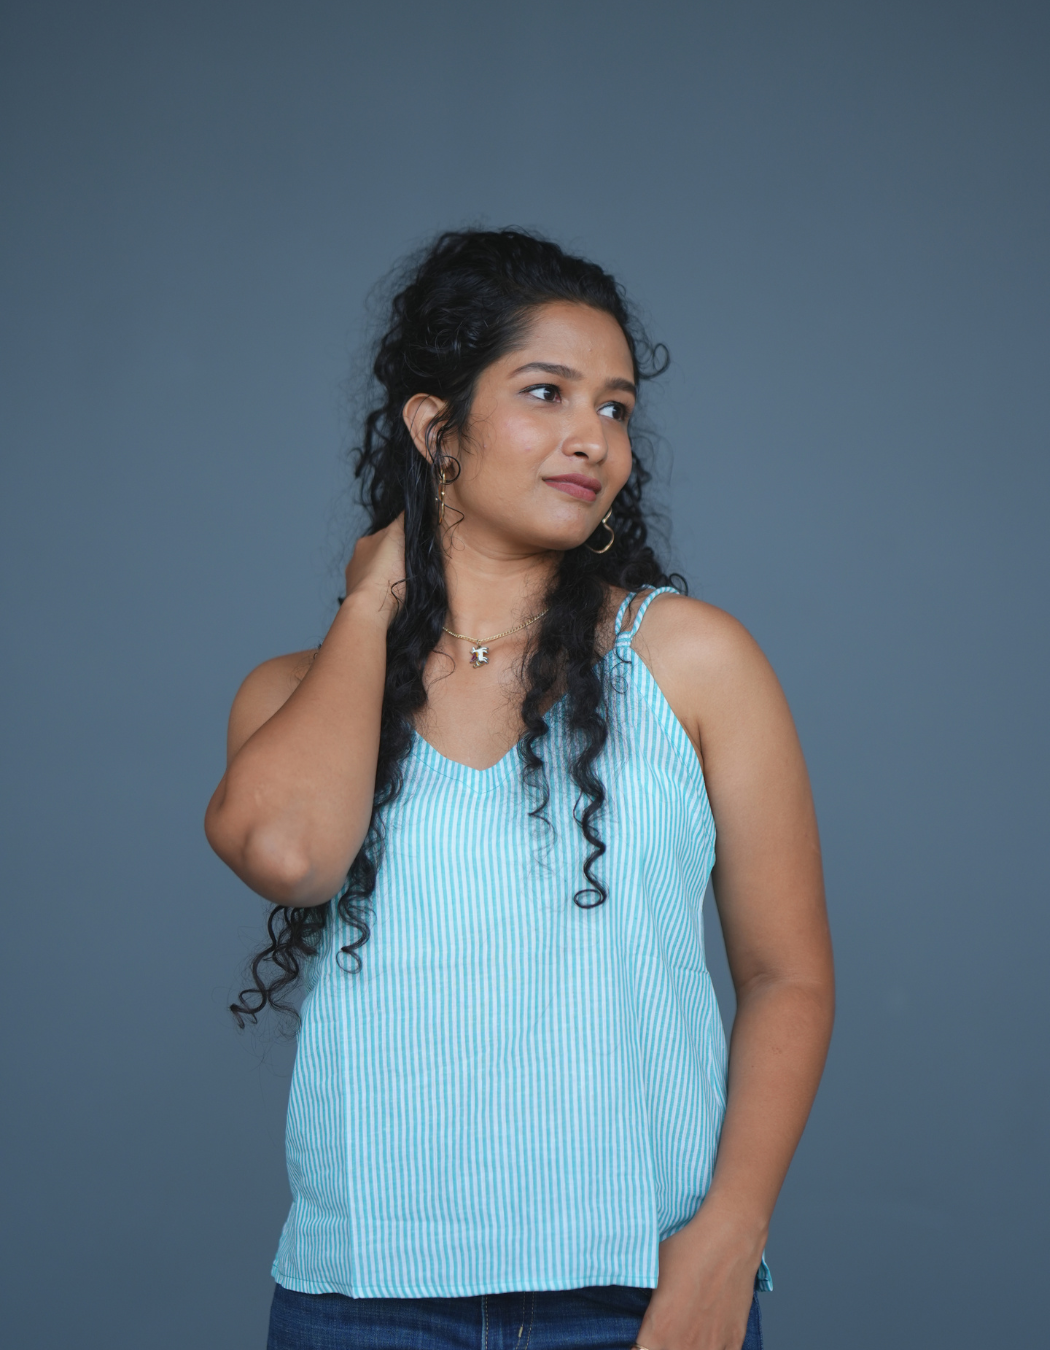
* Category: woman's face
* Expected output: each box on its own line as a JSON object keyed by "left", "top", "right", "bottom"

{"left": 405, "top": 301, "right": 637, "bottom": 556}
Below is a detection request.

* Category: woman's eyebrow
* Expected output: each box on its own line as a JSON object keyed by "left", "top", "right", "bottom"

{"left": 510, "top": 361, "right": 636, "bottom": 396}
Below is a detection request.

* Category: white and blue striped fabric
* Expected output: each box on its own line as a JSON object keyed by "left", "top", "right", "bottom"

{"left": 272, "top": 586, "right": 772, "bottom": 1297}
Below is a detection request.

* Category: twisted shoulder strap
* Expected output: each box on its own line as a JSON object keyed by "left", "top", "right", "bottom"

{"left": 614, "top": 585, "right": 680, "bottom": 645}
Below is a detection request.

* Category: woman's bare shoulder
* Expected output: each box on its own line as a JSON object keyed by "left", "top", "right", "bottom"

{"left": 628, "top": 591, "right": 784, "bottom": 743}
{"left": 626, "top": 589, "right": 760, "bottom": 668}
{"left": 226, "top": 648, "right": 319, "bottom": 763}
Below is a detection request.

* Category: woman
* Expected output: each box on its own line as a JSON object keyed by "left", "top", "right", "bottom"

{"left": 205, "top": 229, "right": 834, "bottom": 1350}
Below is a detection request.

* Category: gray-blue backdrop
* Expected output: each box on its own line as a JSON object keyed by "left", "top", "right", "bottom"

{"left": 2, "top": 3, "right": 1047, "bottom": 1347}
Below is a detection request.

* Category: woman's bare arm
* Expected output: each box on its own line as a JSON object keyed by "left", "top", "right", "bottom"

{"left": 204, "top": 514, "right": 406, "bottom": 907}
{"left": 632, "top": 595, "right": 835, "bottom": 1350}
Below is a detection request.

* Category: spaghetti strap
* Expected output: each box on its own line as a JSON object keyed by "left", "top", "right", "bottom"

{"left": 612, "top": 590, "right": 637, "bottom": 640}
{"left": 615, "top": 585, "right": 680, "bottom": 645}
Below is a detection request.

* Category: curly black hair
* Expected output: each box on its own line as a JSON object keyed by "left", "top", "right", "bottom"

{"left": 232, "top": 227, "right": 684, "bottom": 1026}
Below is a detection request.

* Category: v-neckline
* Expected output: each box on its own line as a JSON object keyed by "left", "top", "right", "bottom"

{"left": 410, "top": 643, "right": 624, "bottom": 786}
{"left": 409, "top": 588, "right": 649, "bottom": 787}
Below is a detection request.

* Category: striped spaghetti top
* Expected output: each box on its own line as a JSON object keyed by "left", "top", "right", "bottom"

{"left": 272, "top": 585, "right": 773, "bottom": 1297}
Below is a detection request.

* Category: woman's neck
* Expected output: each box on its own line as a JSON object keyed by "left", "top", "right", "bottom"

{"left": 438, "top": 531, "right": 560, "bottom": 637}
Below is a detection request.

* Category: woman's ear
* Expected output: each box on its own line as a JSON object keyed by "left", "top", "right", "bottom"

{"left": 402, "top": 394, "right": 447, "bottom": 464}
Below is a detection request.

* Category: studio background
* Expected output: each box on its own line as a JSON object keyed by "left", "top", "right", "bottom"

{"left": 2, "top": 3, "right": 1047, "bottom": 1347}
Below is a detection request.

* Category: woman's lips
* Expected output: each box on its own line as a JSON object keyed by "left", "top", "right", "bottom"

{"left": 545, "top": 479, "right": 599, "bottom": 502}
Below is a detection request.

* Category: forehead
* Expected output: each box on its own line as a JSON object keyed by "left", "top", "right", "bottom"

{"left": 505, "top": 301, "right": 634, "bottom": 376}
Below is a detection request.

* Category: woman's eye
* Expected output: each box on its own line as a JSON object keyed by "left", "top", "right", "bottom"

{"left": 525, "top": 384, "right": 559, "bottom": 403}
{"left": 599, "top": 401, "right": 628, "bottom": 421}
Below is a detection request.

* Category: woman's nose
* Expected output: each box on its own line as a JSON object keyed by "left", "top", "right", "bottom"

{"left": 563, "top": 409, "right": 608, "bottom": 459}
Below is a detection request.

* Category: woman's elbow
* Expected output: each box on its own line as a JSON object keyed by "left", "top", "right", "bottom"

{"left": 204, "top": 808, "right": 343, "bottom": 907}
{"left": 239, "top": 827, "right": 318, "bottom": 902}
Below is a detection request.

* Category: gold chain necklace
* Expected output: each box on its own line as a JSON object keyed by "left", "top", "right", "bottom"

{"left": 442, "top": 607, "right": 550, "bottom": 669}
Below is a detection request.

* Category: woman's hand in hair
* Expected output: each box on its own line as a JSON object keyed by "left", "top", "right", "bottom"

{"left": 344, "top": 511, "right": 407, "bottom": 627}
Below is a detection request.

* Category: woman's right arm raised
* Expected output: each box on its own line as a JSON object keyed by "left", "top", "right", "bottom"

{"left": 204, "top": 513, "right": 406, "bottom": 907}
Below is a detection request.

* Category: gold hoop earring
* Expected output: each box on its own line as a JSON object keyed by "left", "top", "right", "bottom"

{"left": 585, "top": 508, "right": 615, "bottom": 554}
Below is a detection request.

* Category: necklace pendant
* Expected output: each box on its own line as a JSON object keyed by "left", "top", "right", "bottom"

{"left": 469, "top": 644, "right": 490, "bottom": 668}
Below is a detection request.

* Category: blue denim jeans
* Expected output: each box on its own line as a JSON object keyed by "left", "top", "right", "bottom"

{"left": 267, "top": 1282, "right": 763, "bottom": 1350}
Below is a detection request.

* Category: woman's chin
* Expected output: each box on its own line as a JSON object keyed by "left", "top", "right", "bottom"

{"left": 516, "top": 512, "right": 604, "bottom": 554}
{"left": 535, "top": 528, "right": 602, "bottom": 555}
{"left": 465, "top": 516, "right": 598, "bottom": 555}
